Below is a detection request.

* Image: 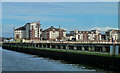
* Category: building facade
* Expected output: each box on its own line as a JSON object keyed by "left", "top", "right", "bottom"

{"left": 42, "top": 26, "right": 66, "bottom": 40}
{"left": 25, "top": 21, "right": 41, "bottom": 40}
{"left": 14, "top": 26, "right": 26, "bottom": 39}
{"left": 66, "top": 30, "right": 101, "bottom": 41}
{"left": 14, "top": 21, "right": 41, "bottom": 40}
{"left": 105, "top": 29, "right": 120, "bottom": 41}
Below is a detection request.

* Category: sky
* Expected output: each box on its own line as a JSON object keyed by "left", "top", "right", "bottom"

{"left": 2, "top": 2, "right": 118, "bottom": 37}
{"left": 1, "top": 0, "right": 120, "bottom": 2}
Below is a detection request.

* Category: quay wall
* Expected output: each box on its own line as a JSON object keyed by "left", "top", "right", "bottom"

{"left": 2, "top": 43, "right": 120, "bottom": 71}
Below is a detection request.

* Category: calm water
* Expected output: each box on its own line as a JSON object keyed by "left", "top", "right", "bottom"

{"left": 1, "top": 47, "right": 112, "bottom": 72}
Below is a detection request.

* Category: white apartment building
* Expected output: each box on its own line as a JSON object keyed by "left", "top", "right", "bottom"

{"left": 42, "top": 26, "right": 66, "bottom": 40}
{"left": 66, "top": 30, "right": 101, "bottom": 41}
{"left": 14, "top": 21, "right": 41, "bottom": 40}
{"left": 106, "top": 29, "right": 120, "bottom": 41}
{"left": 25, "top": 21, "right": 41, "bottom": 40}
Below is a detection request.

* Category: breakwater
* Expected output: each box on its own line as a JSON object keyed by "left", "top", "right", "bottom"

{"left": 2, "top": 43, "right": 120, "bottom": 72}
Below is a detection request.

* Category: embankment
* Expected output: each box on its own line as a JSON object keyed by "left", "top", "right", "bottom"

{"left": 2, "top": 45, "right": 120, "bottom": 71}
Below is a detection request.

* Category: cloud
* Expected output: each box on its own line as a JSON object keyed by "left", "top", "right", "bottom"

{"left": 91, "top": 27, "right": 118, "bottom": 32}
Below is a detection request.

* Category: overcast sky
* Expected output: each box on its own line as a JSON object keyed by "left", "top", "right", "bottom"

{"left": 2, "top": 2, "right": 118, "bottom": 37}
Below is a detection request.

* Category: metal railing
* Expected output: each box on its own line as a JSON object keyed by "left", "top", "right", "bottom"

{"left": 20, "top": 40, "right": 120, "bottom": 44}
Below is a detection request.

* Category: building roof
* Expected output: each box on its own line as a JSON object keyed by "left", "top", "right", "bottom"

{"left": 43, "top": 26, "right": 66, "bottom": 32}
{"left": 106, "top": 29, "right": 120, "bottom": 33}
{"left": 15, "top": 26, "right": 26, "bottom": 30}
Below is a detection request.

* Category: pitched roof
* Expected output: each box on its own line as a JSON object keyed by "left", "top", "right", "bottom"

{"left": 106, "top": 29, "right": 120, "bottom": 33}
{"left": 15, "top": 26, "right": 26, "bottom": 30}
{"left": 43, "top": 26, "right": 66, "bottom": 32}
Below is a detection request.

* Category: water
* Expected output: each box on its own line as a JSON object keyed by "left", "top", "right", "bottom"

{"left": 1, "top": 47, "right": 110, "bottom": 72}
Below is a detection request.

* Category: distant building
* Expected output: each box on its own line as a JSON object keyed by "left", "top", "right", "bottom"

{"left": 42, "top": 26, "right": 66, "bottom": 40}
{"left": 66, "top": 34, "right": 74, "bottom": 41}
{"left": 67, "top": 30, "right": 101, "bottom": 41}
{"left": 14, "top": 21, "right": 41, "bottom": 40}
{"left": 105, "top": 29, "right": 120, "bottom": 41}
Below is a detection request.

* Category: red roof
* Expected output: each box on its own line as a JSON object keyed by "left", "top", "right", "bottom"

{"left": 43, "top": 26, "right": 66, "bottom": 32}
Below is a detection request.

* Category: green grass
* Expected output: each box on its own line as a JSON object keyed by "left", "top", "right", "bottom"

{"left": 26, "top": 46, "right": 120, "bottom": 58}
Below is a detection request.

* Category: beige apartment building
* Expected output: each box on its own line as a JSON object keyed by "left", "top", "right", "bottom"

{"left": 14, "top": 26, "right": 26, "bottom": 39}
{"left": 42, "top": 26, "right": 66, "bottom": 41}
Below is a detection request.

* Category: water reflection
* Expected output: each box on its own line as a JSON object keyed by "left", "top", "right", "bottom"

{"left": 2, "top": 47, "right": 118, "bottom": 73}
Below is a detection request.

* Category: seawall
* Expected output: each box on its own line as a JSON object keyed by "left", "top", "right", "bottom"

{"left": 2, "top": 44, "right": 120, "bottom": 72}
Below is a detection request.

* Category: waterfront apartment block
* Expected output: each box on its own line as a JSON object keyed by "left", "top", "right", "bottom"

{"left": 42, "top": 26, "right": 66, "bottom": 41}
{"left": 66, "top": 30, "right": 101, "bottom": 41}
{"left": 14, "top": 21, "right": 120, "bottom": 42}
{"left": 14, "top": 21, "right": 41, "bottom": 40}
{"left": 14, "top": 26, "right": 26, "bottom": 39}
{"left": 105, "top": 29, "right": 120, "bottom": 42}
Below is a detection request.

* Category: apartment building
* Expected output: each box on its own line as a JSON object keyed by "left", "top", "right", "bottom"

{"left": 105, "top": 29, "right": 120, "bottom": 41}
{"left": 66, "top": 30, "right": 101, "bottom": 41}
{"left": 14, "top": 21, "right": 41, "bottom": 40}
{"left": 14, "top": 26, "right": 26, "bottom": 39}
{"left": 42, "top": 26, "right": 66, "bottom": 40}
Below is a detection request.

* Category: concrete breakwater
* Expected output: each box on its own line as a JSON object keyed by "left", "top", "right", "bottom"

{"left": 2, "top": 43, "right": 120, "bottom": 72}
